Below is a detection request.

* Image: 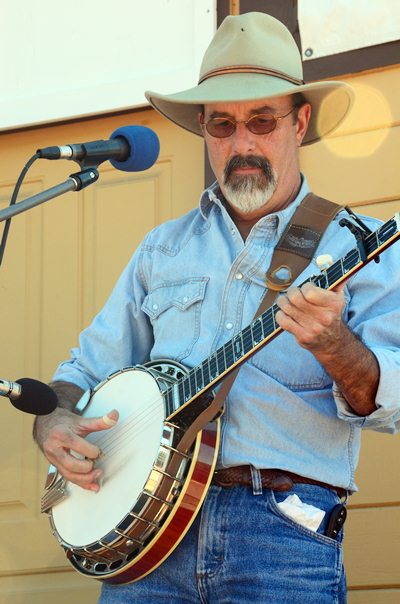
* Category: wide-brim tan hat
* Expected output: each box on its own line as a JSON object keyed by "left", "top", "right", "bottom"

{"left": 146, "top": 12, "right": 354, "bottom": 145}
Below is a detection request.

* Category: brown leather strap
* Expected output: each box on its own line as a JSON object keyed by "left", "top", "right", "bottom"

{"left": 266, "top": 193, "right": 342, "bottom": 292}
{"left": 177, "top": 193, "right": 343, "bottom": 454}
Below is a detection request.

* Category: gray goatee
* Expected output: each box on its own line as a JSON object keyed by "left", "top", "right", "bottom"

{"left": 223, "top": 155, "right": 278, "bottom": 213}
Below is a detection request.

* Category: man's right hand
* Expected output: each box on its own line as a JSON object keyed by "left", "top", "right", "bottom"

{"left": 35, "top": 407, "right": 119, "bottom": 491}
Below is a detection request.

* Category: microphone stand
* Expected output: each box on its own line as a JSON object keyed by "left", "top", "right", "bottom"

{"left": 0, "top": 168, "right": 99, "bottom": 223}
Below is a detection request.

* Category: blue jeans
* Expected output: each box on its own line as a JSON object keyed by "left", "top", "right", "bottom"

{"left": 99, "top": 480, "right": 346, "bottom": 603}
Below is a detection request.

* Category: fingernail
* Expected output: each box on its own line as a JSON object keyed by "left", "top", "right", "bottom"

{"left": 89, "top": 484, "right": 99, "bottom": 493}
{"left": 103, "top": 414, "right": 117, "bottom": 427}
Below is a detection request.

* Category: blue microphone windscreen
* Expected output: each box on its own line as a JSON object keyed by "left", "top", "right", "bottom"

{"left": 110, "top": 125, "right": 160, "bottom": 172}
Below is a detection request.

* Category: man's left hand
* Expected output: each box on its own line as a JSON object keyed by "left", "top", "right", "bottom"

{"left": 275, "top": 282, "right": 346, "bottom": 353}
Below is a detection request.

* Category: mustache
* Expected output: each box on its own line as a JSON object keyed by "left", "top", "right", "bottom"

{"left": 224, "top": 154, "right": 274, "bottom": 182}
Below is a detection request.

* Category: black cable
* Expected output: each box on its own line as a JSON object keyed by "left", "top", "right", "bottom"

{"left": 0, "top": 152, "right": 40, "bottom": 267}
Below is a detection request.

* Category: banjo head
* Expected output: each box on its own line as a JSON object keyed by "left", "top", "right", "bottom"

{"left": 51, "top": 367, "right": 166, "bottom": 547}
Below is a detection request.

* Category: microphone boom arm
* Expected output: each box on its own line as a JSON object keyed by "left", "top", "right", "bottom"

{"left": 0, "top": 168, "right": 99, "bottom": 223}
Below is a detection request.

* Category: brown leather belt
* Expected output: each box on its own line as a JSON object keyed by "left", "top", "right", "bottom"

{"left": 212, "top": 466, "right": 346, "bottom": 499}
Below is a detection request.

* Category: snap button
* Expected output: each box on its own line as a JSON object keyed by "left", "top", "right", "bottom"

{"left": 152, "top": 304, "right": 158, "bottom": 311}
{"left": 235, "top": 272, "right": 243, "bottom": 280}
{"left": 182, "top": 296, "right": 189, "bottom": 303}
{"left": 226, "top": 322, "right": 233, "bottom": 330}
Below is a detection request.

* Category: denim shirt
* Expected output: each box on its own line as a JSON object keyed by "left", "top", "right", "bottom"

{"left": 53, "top": 176, "right": 400, "bottom": 491}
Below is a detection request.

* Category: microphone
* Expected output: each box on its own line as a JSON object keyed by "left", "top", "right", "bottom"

{"left": 0, "top": 378, "right": 58, "bottom": 415}
{"left": 36, "top": 125, "right": 160, "bottom": 172}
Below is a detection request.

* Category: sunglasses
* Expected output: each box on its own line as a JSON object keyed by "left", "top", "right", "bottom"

{"left": 201, "top": 106, "right": 297, "bottom": 138}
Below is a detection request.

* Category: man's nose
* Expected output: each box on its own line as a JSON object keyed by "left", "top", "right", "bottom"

{"left": 231, "top": 122, "right": 257, "bottom": 154}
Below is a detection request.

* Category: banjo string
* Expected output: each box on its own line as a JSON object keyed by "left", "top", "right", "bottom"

{"left": 89, "top": 400, "right": 167, "bottom": 455}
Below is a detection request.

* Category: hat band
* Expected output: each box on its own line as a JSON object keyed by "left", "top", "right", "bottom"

{"left": 198, "top": 65, "right": 305, "bottom": 86}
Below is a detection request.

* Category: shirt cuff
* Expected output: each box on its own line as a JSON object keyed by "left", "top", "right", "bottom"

{"left": 334, "top": 347, "right": 400, "bottom": 432}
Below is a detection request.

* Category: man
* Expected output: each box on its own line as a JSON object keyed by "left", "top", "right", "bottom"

{"left": 34, "top": 12, "right": 400, "bottom": 603}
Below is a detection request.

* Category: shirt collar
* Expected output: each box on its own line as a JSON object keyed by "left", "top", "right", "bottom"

{"left": 199, "top": 181, "right": 225, "bottom": 219}
{"left": 199, "top": 175, "right": 310, "bottom": 236}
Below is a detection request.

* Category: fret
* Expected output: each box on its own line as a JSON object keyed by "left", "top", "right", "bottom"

{"left": 216, "top": 347, "right": 226, "bottom": 374}
{"left": 366, "top": 231, "right": 378, "bottom": 254}
{"left": 380, "top": 222, "right": 394, "bottom": 243}
{"left": 270, "top": 306, "right": 278, "bottom": 332}
{"left": 209, "top": 353, "right": 218, "bottom": 380}
{"left": 314, "top": 272, "right": 328, "bottom": 290}
{"left": 241, "top": 325, "right": 252, "bottom": 355}
{"left": 195, "top": 366, "right": 204, "bottom": 392}
{"left": 251, "top": 315, "right": 264, "bottom": 345}
{"left": 261, "top": 308, "right": 274, "bottom": 338}
{"left": 322, "top": 271, "right": 330, "bottom": 289}
{"left": 192, "top": 367, "right": 198, "bottom": 394}
{"left": 361, "top": 220, "right": 395, "bottom": 257}
{"left": 178, "top": 380, "right": 185, "bottom": 405}
{"left": 376, "top": 219, "right": 396, "bottom": 244}
{"left": 222, "top": 342, "right": 228, "bottom": 372}
{"left": 371, "top": 231, "right": 381, "bottom": 252}
{"left": 324, "top": 265, "right": 335, "bottom": 286}
{"left": 224, "top": 338, "right": 235, "bottom": 368}
{"left": 202, "top": 359, "right": 210, "bottom": 386}
{"left": 163, "top": 391, "right": 171, "bottom": 415}
{"left": 324, "top": 261, "right": 340, "bottom": 287}
{"left": 167, "top": 390, "right": 175, "bottom": 415}
{"left": 311, "top": 274, "right": 320, "bottom": 288}
{"left": 232, "top": 334, "right": 244, "bottom": 361}
{"left": 172, "top": 382, "right": 180, "bottom": 409}
{"left": 189, "top": 371, "right": 196, "bottom": 399}
{"left": 341, "top": 251, "right": 355, "bottom": 274}
{"left": 239, "top": 331, "right": 245, "bottom": 354}
{"left": 375, "top": 225, "right": 386, "bottom": 245}
{"left": 388, "top": 218, "right": 398, "bottom": 237}
{"left": 183, "top": 377, "right": 191, "bottom": 402}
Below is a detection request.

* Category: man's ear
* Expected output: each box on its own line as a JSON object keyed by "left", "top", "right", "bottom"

{"left": 296, "top": 103, "right": 311, "bottom": 146}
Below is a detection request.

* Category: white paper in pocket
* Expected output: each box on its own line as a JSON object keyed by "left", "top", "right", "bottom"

{"left": 277, "top": 494, "right": 325, "bottom": 532}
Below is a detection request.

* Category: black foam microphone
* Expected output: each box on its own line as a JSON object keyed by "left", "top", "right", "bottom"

{"left": 0, "top": 378, "right": 58, "bottom": 415}
{"left": 36, "top": 125, "right": 160, "bottom": 172}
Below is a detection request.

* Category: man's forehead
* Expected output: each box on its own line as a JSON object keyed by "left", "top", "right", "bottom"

{"left": 204, "top": 97, "right": 291, "bottom": 116}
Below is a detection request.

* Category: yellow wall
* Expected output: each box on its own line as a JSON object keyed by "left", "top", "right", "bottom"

{"left": 0, "top": 64, "right": 399, "bottom": 603}
{"left": 0, "top": 108, "right": 204, "bottom": 603}
{"left": 301, "top": 64, "right": 400, "bottom": 602}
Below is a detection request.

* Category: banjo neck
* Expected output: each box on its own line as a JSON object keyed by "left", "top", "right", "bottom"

{"left": 165, "top": 214, "right": 400, "bottom": 421}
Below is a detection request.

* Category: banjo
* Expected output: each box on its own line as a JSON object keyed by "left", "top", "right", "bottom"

{"left": 41, "top": 213, "right": 400, "bottom": 584}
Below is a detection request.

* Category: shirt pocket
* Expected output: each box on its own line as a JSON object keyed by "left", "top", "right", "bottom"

{"left": 249, "top": 331, "right": 332, "bottom": 391}
{"left": 141, "top": 277, "right": 209, "bottom": 362}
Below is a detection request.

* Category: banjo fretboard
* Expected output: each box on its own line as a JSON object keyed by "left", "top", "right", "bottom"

{"left": 163, "top": 214, "right": 400, "bottom": 415}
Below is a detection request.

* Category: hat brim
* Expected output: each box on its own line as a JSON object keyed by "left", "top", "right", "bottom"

{"left": 146, "top": 75, "right": 354, "bottom": 145}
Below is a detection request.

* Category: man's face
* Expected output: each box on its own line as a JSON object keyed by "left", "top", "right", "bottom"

{"left": 201, "top": 96, "right": 311, "bottom": 216}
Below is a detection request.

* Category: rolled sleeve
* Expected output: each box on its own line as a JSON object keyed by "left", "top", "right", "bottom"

{"left": 334, "top": 346, "right": 400, "bottom": 433}
{"left": 331, "top": 232, "right": 400, "bottom": 433}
